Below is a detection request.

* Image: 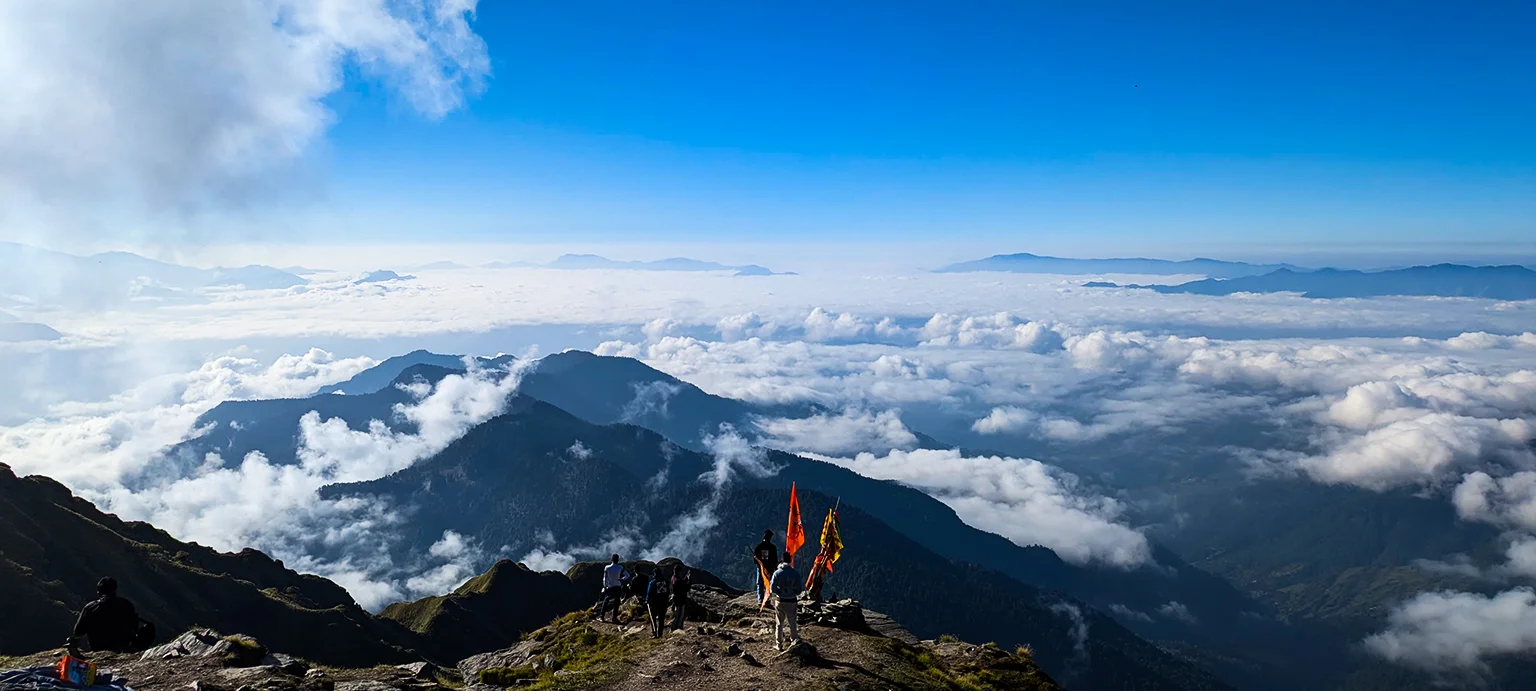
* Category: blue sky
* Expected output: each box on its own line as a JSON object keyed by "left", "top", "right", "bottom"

{"left": 314, "top": 0, "right": 1534, "bottom": 254}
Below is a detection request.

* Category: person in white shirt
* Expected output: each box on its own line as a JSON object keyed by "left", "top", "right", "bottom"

{"left": 597, "top": 554, "right": 629, "bottom": 623}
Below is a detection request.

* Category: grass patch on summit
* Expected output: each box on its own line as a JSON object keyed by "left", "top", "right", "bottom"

{"left": 481, "top": 611, "right": 657, "bottom": 690}
{"left": 867, "top": 637, "right": 1060, "bottom": 691}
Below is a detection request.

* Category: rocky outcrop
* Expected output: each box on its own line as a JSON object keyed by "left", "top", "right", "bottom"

{"left": 3, "top": 632, "right": 440, "bottom": 691}
{"left": 457, "top": 583, "right": 1063, "bottom": 691}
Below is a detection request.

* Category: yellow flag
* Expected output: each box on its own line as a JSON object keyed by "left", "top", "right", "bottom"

{"left": 819, "top": 508, "right": 843, "bottom": 572}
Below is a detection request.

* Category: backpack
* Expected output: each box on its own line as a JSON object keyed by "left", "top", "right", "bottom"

{"left": 132, "top": 618, "right": 156, "bottom": 652}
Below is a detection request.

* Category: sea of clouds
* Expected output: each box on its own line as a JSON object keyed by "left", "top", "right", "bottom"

{"left": 1, "top": 0, "right": 1535, "bottom": 674}
{"left": 1, "top": 265, "right": 1534, "bottom": 670}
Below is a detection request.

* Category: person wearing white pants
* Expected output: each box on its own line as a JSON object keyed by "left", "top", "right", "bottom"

{"left": 773, "top": 595, "right": 799, "bottom": 650}
{"left": 768, "top": 556, "right": 803, "bottom": 650}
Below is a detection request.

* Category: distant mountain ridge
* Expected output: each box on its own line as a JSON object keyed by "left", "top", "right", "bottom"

{"left": 1098, "top": 264, "right": 1536, "bottom": 299}
{"left": 937, "top": 252, "right": 1297, "bottom": 278}
{"left": 0, "top": 242, "right": 307, "bottom": 308}
{"left": 0, "top": 311, "right": 62, "bottom": 342}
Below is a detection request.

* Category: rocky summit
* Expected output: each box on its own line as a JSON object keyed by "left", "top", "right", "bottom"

{"left": 1, "top": 575, "right": 1061, "bottom": 691}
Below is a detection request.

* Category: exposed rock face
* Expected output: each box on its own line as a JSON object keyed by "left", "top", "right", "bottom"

{"left": 457, "top": 641, "right": 544, "bottom": 682}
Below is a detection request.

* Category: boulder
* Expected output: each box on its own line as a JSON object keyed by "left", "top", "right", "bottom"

{"left": 142, "top": 630, "right": 222, "bottom": 661}
{"left": 394, "top": 663, "right": 436, "bottom": 680}
{"left": 301, "top": 670, "right": 334, "bottom": 691}
{"left": 210, "top": 635, "right": 269, "bottom": 668}
{"left": 780, "top": 641, "right": 821, "bottom": 665}
{"left": 457, "top": 640, "right": 544, "bottom": 681}
{"left": 217, "top": 667, "right": 280, "bottom": 686}
{"left": 263, "top": 654, "right": 309, "bottom": 676}
{"left": 798, "top": 599, "right": 867, "bottom": 631}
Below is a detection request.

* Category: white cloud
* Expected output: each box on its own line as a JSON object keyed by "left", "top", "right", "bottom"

{"left": 405, "top": 530, "right": 485, "bottom": 596}
{"left": 1292, "top": 415, "right": 1535, "bottom": 492}
{"left": 519, "top": 547, "right": 577, "bottom": 574}
{"left": 0, "top": 0, "right": 488, "bottom": 237}
{"left": 1366, "top": 588, "right": 1536, "bottom": 670}
{"left": 642, "top": 427, "right": 781, "bottom": 562}
{"left": 802, "top": 307, "right": 871, "bottom": 342}
{"left": 1107, "top": 603, "right": 1153, "bottom": 623}
{"left": 620, "top": 380, "right": 684, "bottom": 423}
{"left": 1503, "top": 539, "right": 1536, "bottom": 580}
{"left": 918, "top": 312, "right": 1064, "bottom": 352}
{"left": 716, "top": 312, "right": 780, "bottom": 341}
{"left": 756, "top": 408, "right": 919, "bottom": 456}
{"left": 808, "top": 448, "right": 1151, "bottom": 569}
{"left": 972, "top": 406, "right": 1036, "bottom": 435}
{"left": 641, "top": 318, "right": 681, "bottom": 343}
{"left": 294, "top": 357, "right": 534, "bottom": 479}
{"left": 1453, "top": 471, "right": 1536, "bottom": 533}
{"left": 1158, "top": 601, "right": 1198, "bottom": 624}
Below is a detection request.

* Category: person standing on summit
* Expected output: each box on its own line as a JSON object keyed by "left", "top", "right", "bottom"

{"left": 597, "top": 555, "right": 628, "bottom": 623}
{"left": 670, "top": 563, "right": 693, "bottom": 631}
{"left": 769, "top": 555, "right": 803, "bottom": 651}
{"left": 753, "top": 529, "right": 778, "bottom": 604}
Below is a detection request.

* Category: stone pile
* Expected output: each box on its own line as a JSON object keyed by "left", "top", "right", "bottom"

{"left": 798, "top": 599, "right": 867, "bottom": 630}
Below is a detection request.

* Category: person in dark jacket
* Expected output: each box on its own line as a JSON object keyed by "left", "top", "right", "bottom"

{"left": 752, "top": 529, "right": 778, "bottom": 604}
{"left": 669, "top": 564, "right": 692, "bottom": 630}
{"left": 645, "top": 572, "right": 671, "bottom": 638}
{"left": 627, "top": 568, "right": 651, "bottom": 612}
{"left": 71, "top": 577, "right": 140, "bottom": 653}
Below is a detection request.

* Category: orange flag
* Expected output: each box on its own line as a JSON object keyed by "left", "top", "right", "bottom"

{"left": 785, "top": 483, "right": 805, "bottom": 566}
{"left": 758, "top": 558, "right": 774, "bottom": 612}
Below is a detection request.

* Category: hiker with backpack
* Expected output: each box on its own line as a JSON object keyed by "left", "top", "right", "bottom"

{"left": 645, "top": 569, "right": 671, "bottom": 638}
{"left": 752, "top": 529, "right": 778, "bottom": 605}
{"left": 597, "top": 555, "right": 629, "bottom": 623}
{"left": 68, "top": 577, "right": 153, "bottom": 653}
{"left": 670, "top": 563, "right": 693, "bottom": 630}
{"left": 769, "top": 555, "right": 803, "bottom": 651}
